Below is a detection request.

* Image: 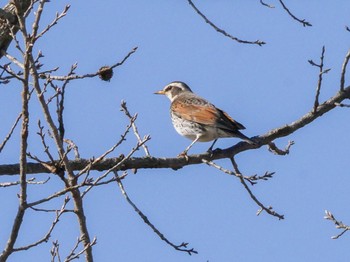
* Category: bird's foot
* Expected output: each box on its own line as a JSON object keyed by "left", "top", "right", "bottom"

{"left": 177, "top": 151, "right": 189, "bottom": 161}
{"left": 207, "top": 147, "right": 222, "bottom": 157}
{"left": 206, "top": 148, "right": 214, "bottom": 157}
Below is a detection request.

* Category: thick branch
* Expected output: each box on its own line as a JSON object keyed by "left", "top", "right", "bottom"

{"left": 0, "top": 85, "right": 349, "bottom": 176}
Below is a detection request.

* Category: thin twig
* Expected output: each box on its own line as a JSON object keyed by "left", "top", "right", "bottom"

{"left": 57, "top": 63, "right": 77, "bottom": 141}
{"left": 278, "top": 0, "right": 312, "bottom": 27}
{"left": 0, "top": 177, "right": 49, "bottom": 187}
{"left": 81, "top": 135, "right": 151, "bottom": 198}
{"left": 340, "top": 49, "right": 350, "bottom": 91}
{"left": 121, "top": 100, "right": 150, "bottom": 156}
{"left": 334, "top": 102, "right": 350, "bottom": 108}
{"left": 202, "top": 157, "right": 284, "bottom": 219}
{"left": 187, "top": 0, "right": 265, "bottom": 46}
{"left": 324, "top": 210, "right": 350, "bottom": 239}
{"left": 13, "top": 196, "right": 70, "bottom": 252}
{"left": 0, "top": 63, "right": 24, "bottom": 82}
{"left": 260, "top": 0, "right": 275, "bottom": 8}
{"left": 76, "top": 114, "right": 137, "bottom": 179}
{"left": 309, "top": 46, "right": 331, "bottom": 113}
{"left": 35, "top": 5, "right": 71, "bottom": 41}
{"left": 1, "top": 51, "right": 24, "bottom": 69}
{"left": 5, "top": 17, "right": 24, "bottom": 55}
{"left": 0, "top": 113, "right": 22, "bottom": 153}
{"left": 50, "top": 240, "right": 61, "bottom": 262}
{"left": 230, "top": 157, "right": 284, "bottom": 219}
{"left": 268, "top": 141, "right": 294, "bottom": 155}
{"left": 41, "top": 47, "right": 138, "bottom": 81}
{"left": 37, "top": 120, "right": 55, "bottom": 162}
{"left": 63, "top": 139, "right": 80, "bottom": 159}
{"left": 114, "top": 171, "right": 198, "bottom": 255}
{"left": 65, "top": 237, "right": 97, "bottom": 262}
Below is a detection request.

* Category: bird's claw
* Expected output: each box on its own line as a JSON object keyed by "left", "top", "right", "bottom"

{"left": 177, "top": 151, "right": 189, "bottom": 161}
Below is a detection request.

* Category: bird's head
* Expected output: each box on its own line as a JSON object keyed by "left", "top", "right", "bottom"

{"left": 154, "top": 81, "right": 192, "bottom": 102}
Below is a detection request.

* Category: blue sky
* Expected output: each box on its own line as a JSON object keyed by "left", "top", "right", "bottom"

{"left": 1, "top": 1, "right": 350, "bottom": 261}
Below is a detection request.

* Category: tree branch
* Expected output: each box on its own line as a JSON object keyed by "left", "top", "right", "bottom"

{"left": 278, "top": 0, "right": 312, "bottom": 27}
{"left": 1, "top": 84, "right": 349, "bottom": 176}
{"left": 187, "top": 0, "right": 265, "bottom": 46}
{"left": 324, "top": 210, "right": 350, "bottom": 239}
{"left": 114, "top": 171, "right": 198, "bottom": 255}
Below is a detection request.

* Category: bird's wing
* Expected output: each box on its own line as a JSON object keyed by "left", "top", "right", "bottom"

{"left": 171, "top": 96, "right": 246, "bottom": 130}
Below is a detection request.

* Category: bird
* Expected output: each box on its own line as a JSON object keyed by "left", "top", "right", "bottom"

{"left": 154, "top": 81, "right": 256, "bottom": 156}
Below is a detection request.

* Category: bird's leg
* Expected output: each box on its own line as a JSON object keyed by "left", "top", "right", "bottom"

{"left": 178, "top": 136, "right": 200, "bottom": 158}
{"left": 207, "top": 139, "right": 218, "bottom": 153}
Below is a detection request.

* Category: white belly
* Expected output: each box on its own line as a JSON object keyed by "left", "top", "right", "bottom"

{"left": 171, "top": 113, "right": 227, "bottom": 142}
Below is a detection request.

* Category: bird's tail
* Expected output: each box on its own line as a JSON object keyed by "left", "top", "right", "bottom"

{"left": 235, "top": 131, "right": 257, "bottom": 145}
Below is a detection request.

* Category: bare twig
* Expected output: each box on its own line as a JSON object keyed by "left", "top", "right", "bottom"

{"left": 50, "top": 240, "right": 61, "bottom": 262}
{"left": 203, "top": 159, "right": 275, "bottom": 186}
{"left": 63, "top": 139, "right": 80, "bottom": 159}
{"left": 121, "top": 100, "right": 151, "bottom": 156}
{"left": 0, "top": 63, "right": 24, "bottom": 82}
{"left": 260, "top": 0, "right": 275, "bottom": 8}
{"left": 76, "top": 114, "right": 137, "bottom": 179}
{"left": 278, "top": 0, "right": 312, "bottom": 27}
{"left": 334, "top": 102, "right": 350, "bottom": 108}
{"left": 5, "top": 17, "right": 24, "bottom": 55}
{"left": 114, "top": 171, "right": 198, "bottom": 255}
{"left": 324, "top": 210, "right": 350, "bottom": 239}
{"left": 340, "top": 49, "right": 350, "bottom": 91}
{"left": 13, "top": 196, "right": 70, "bottom": 252}
{"left": 268, "top": 140, "right": 294, "bottom": 155}
{"left": 1, "top": 51, "right": 24, "bottom": 69}
{"left": 37, "top": 120, "right": 55, "bottom": 162}
{"left": 65, "top": 237, "right": 97, "bottom": 262}
{"left": 35, "top": 5, "right": 71, "bottom": 41}
{"left": 308, "top": 46, "right": 331, "bottom": 113}
{"left": 30, "top": 0, "right": 46, "bottom": 42}
{"left": 41, "top": 47, "right": 138, "bottom": 81}
{"left": 81, "top": 135, "right": 151, "bottom": 198}
{"left": 187, "top": 0, "right": 265, "bottom": 46}
{"left": 230, "top": 157, "right": 284, "bottom": 219}
{"left": 0, "top": 112, "right": 22, "bottom": 153}
{"left": 57, "top": 63, "right": 78, "bottom": 140}
{"left": 0, "top": 177, "right": 49, "bottom": 187}
{"left": 243, "top": 171, "right": 276, "bottom": 186}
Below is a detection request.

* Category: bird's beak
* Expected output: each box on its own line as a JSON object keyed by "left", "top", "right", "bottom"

{"left": 154, "top": 90, "right": 165, "bottom": 95}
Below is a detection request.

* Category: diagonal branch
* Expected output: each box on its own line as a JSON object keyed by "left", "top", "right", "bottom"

{"left": 121, "top": 100, "right": 151, "bottom": 156}
{"left": 13, "top": 196, "right": 70, "bottom": 252}
{"left": 0, "top": 112, "right": 22, "bottom": 153}
{"left": 278, "top": 0, "right": 312, "bottom": 27}
{"left": 324, "top": 210, "right": 350, "bottom": 239}
{"left": 203, "top": 158, "right": 283, "bottom": 219}
{"left": 340, "top": 49, "right": 350, "bottom": 91}
{"left": 230, "top": 157, "right": 284, "bottom": 219}
{"left": 114, "top": 171, "right": 198, "bottom": 255}
{"left": 187, "top": 0, "right": 265, "bottom": 46}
